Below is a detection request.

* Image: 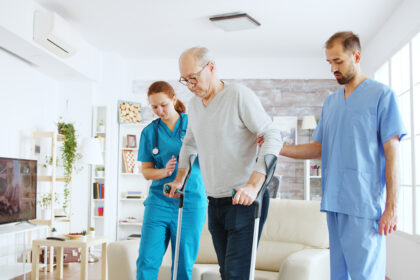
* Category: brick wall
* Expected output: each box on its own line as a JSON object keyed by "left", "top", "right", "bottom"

{"left": 133, "top": 79, "right": 340, "bottom": 199}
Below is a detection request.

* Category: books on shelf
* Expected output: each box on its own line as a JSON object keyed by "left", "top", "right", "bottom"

{"left": 127, "top": 233, "right": 141, "bottom": 240}
{"left": 120, "top": 217, "right": 141, "bottom": 223}
{"left": 93, "top": 182, "right": 105, "bottom": 199}
{"left": 125, "top": 191, "right": 143, "bottom": 199}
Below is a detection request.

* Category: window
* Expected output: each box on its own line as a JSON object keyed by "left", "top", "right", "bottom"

{"left": 375, "top": 32, "right": 420, "bottom": 237}
{"left": 413, "top": 32, "right": 420, "bottom": 235}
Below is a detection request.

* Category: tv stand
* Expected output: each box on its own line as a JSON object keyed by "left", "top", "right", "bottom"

{"left": 23, "top": 220, "right": 38, "bottom": 226}
{"left": 13, "top": 220, "right": 38, "bottom": 227}
{"left": 0, "top": 223, "right": 48, "bottom": 279}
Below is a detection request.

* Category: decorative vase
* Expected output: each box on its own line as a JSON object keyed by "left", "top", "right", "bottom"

{"left": 39, "top": 165, "right": 52, "bottom": 176}
{"left": 41, "top": 208, "right": 51, "bottom": 220}
{"left": 81, "top": 235, "right": 87, "bottom": 242}
{"left": 98, "top": 125, "right": 105, "bottom": 133}
{"left": 90, "top": 231, "right": 95, "bottom": 238}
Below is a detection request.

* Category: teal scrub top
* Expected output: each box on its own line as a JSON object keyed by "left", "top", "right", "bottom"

{"left": 313, "top": 79, "right": 406, "bottom": 219}
{"left": 138, "top": 113, "right": 207, "bottom": 209}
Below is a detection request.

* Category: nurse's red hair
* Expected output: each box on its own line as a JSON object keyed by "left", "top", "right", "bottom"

{"left": 148, "top": 81, "right": 186, "bottom": 113}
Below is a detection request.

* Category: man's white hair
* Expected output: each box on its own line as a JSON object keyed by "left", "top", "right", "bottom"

{"left": 180, "top": 47, "right": 214, "bottom": 67}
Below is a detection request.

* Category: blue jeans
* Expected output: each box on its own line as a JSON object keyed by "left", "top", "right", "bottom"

{"left": 207, "top": 189, "right": 270, "bottom": 280}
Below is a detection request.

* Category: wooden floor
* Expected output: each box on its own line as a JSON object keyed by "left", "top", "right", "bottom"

{"left": 11, "top": 259, "right": 392, "bottom": 280}
{"left": 12, "top": 259, "right": 103, "bottom": 280}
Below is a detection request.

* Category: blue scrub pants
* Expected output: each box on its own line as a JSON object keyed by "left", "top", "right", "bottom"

{"left": 326, "top": 212, "right": 386, "bottom": 280}
{"left": 208, "top": 189, "right": 269, "bottom": 280}
{"left": 136, "top": 204, "right": 206, "bottom": 280}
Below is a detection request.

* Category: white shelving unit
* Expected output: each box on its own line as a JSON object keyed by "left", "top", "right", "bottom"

{"left": 116, "top": 122, "right": 151, "bottom": 240}
{"left": 0, "top": 223, "right": 48, "bottom": 279}
{"left": 304, "top": 159, "right": 322, "bottom": 201}
{"left": 30, "top": 131, "right": 73, "bottom": 231}
{"left": 89, "top": 106, "right": 107, "bottom": 239}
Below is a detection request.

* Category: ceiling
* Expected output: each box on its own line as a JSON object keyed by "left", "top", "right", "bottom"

{"left": 34, "top": 0, "right": 402, "bottom": 60}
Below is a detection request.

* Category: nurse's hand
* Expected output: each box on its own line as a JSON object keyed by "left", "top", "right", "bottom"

{"left": 378, "top": 207, "right": 398, "bottom": 236}
{"left": 163, "top": 181, "right": 182, "bottom": 198}
{"left": 164, "top": 156, "right": 177, "bottom": 177}
{"left": 255, "top": 133, "right": 264, "bottom": 147}
{"left": 232, "top": 184, "right": 259, "bottom": 206}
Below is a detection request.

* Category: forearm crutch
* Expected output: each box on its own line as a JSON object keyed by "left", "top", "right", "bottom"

{"left": 233, "top": 154, "right": 278, "bottom": 280}
{"left": 164, "top": 154, "right": 196, "bottom": 280}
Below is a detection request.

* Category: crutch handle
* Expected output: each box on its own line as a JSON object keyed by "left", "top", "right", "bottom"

{"left": 163, "top": 154, "right": 197, "bottom": 208}
{"left": 164, "top": 185, "right": 182, "bottom": 194}
{"left": 232, "top": 154, "right": 278, "bottom": 218}
{"left": 254, "top": 154, "right": 277, "bottom": 218}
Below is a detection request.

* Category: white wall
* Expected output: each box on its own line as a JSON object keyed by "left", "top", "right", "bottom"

{"left": 0, "top": 46, "right": 94, "bottom": 233}
{"left": 57, "top": 80, "right": 94, "bottom": 233}
{"left": 0, "top": 0, "right": 102, "bottom": 235}
{"left": 130, "top": 56, "right": 332, "bottom": 81}
{"left": 362, "top": 0, "right": 420, "bottom": 279}
{"left": 363, "top": 0, "right": 420, "bottom": 77}
{"left": 92, "top": 53, "right": 139, "bottom": 241}
{"left": 386, "top": 233, "right": 420, "bottom": 280}
{"left": 0, "top": 48, "right": 59, "bottom": 159}
{"left": 0, "top": 0, "right": 103, "bottom": 82}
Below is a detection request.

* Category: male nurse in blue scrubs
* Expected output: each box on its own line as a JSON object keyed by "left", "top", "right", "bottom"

{"left": 279, "top": 32, "right": 406, "bottom": 279}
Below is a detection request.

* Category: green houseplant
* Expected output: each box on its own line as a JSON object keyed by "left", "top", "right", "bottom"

{"left": 89, "top": 226, "right": 95, "bottom": 237}
{"left": 57, "top": 118, "right": 82, "bottom": 214}
{"left": 80, "top": 230, "right": 87, "bottom": 242}
{"left": 95, "top": 166, "right": 105, "bottom": 177}
{"left": 38, "top": 193, "right": 58, "bottom": 220}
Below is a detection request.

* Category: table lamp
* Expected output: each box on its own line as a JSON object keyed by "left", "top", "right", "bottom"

{"left": 301, "top": 115, "right": 317, "bottom": 143}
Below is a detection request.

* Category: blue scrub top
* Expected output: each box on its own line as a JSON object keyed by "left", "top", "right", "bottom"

{"left": 313, "top": 79, "right": 406, "bottom": 219}
{"left": 138, "top": 113, "right": 207, "bottom": 209}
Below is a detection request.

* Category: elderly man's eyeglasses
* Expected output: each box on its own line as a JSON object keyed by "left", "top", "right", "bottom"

{"left": 179, "top": 64, "right": 208, "bottom": 86}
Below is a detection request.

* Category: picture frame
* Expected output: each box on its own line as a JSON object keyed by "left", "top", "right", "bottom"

{"left": 122, "top": 150, "right": 136, "bottom": 173}
{"left": 127, "top": 134, "right": 137, "bottom": 148}
{"left": 118, "top": 100, "right": 142, "bottom": 124}
{"left": 273, "top": 116, "right": 298, "bottom": 145}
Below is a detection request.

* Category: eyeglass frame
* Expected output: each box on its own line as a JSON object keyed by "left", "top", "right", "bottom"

{"left": 178, "top": 62, "right": 209, "bottom": 86}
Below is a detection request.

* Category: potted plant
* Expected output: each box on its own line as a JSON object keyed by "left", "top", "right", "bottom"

{"left": 57, "top": 118, "right": 82, "bottom": 215}
{"left": 39, "top": 155, "right": 53, "bottom": 176}
{"left": 81, "top": 230, "right": 87, "bottom": 242}
{"left": 97, "top": 120, "right": 105, "bottom": 133}
{"left": 89, "top": 227, "right": 95, "bottom": 237}
{"left": 38, "top": 193, "right": 57, "bottom": 220}
{"left": 51, "top": 227, "right": 58, "bottom": 237}
{"left": 95, "top": 166, "right": 105, "bottom": 178}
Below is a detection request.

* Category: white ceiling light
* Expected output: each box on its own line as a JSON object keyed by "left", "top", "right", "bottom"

{"left": 209, "top": 12, "right": 261, "bottom": 32}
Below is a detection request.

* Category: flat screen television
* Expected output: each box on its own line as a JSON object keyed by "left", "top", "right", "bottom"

{"left": 0, "top": 157, "right": 37, "bottom": 225}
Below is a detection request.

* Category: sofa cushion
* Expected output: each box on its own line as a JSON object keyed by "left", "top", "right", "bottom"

{"left": 192, "top": 264, "right": 219, "bottom": 279}
{"left": 108, "top": 239, "right": 139, "bottom": 280}
{"left": 195, "top": 220, "right": 218, "bottom": 264}
{"left": 256, "top": 240, "right": 306, "bottom": 271}
{"left": 202, "top": 268, "right": 278, "bottom": 280}
{"left": 261, "top": 199, "right": 329, "bottom": 249}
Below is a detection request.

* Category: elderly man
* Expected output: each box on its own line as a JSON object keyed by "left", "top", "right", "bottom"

{"left": 279, "top": 31, "right": 406, "bottom": 279}
{"left": 165, "top": 47, "right": 283, "bottom": 279}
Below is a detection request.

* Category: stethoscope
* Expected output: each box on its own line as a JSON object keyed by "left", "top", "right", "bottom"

{"left": 152, "top": 112, "right": 185, "bottom": 155}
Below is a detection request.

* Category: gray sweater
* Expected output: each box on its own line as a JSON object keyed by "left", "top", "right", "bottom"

{"left": 179, "top": 83, "right": 283, "bottom": 198}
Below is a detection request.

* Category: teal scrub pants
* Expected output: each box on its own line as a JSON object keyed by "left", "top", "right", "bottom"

{"left": 136, "top": 204, "right": 206, "bottom": 280}
{"left": 327, "top": 212, "right": 386, "bottom": 280}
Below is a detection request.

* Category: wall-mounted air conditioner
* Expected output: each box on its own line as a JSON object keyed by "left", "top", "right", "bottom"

{"left": 33, "top": 11, "right": 80, "bottom": 58}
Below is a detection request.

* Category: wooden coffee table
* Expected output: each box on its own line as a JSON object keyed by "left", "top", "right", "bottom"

{"left": 31, "top": 236, "right": 108, "bottom": 280}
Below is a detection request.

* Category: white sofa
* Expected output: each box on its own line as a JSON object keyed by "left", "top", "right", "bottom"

{"left": 108, "top": 199, "right": 330, "bottom": 280}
